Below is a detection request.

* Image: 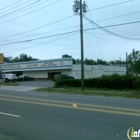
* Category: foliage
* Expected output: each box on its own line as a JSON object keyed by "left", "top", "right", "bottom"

{"left": 62, "top": 54, "right": 76, "bottom": 64}
{"left": 4, "top": 53, "right": 39, "bottom": 63}
{"left": 55, "top": 74, "right": 140, "bottom": 90}
{"left": 128, "top": 49, "right": 140, "bottom": 75}
{"left": 62, "top": 54, "right": 126, "bottom": 65}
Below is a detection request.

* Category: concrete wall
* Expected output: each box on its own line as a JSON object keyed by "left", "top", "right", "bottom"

{"left": 72, "top": 65, "right": 126, "bottom": 79}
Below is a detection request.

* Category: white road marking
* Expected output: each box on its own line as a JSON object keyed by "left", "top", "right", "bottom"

{"left": 0, "top": 112, "right": 20, "bottom": 117}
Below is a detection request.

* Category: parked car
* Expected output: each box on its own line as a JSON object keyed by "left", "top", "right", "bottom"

{"left": 17, "top": 75, "right": 34, "bottom": 81}
{"left": 23, "top": 75, "right": 34, "bottom": 81}
{"left": 17, "top": 75, "right": 24, "bottom": 82}
{"left": 53, "top": 74, "right": 74, "bottom": 81}
{"left": 2, "top": 73, "right": 17, "bottom": 83}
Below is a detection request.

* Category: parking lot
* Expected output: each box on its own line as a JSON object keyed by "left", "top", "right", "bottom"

{"left": 0, "top": 80, "right": 55, "bottom": 92}
{"left": 17, "top": 80, "right": 55, "bottom": 88}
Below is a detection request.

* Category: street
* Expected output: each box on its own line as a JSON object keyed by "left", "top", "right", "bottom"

{"left": 0, "top": 89, "right": 140, "bottom": 140}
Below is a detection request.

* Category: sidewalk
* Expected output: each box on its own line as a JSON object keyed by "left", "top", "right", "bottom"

{"left": 0, "top": 85, "right": 41, "bottom": 92}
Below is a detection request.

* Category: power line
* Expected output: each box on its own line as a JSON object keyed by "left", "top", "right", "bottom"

{"left": 0, "top": 0, "right": 22, "bottom": 11}
{"left": 0, "top": 0, "right": 42, "bottom": 19}
{"left": 0, "top": 15, "right": 74, "bottom": 41}
{"left": 4, "top": 32, "right": 79, "bottom": 54}
{"left": 0, "top": 0, "right": 31, "bottom": 15}
{"left": 0, "top": 0, "right": 61, "bottom": 25}
{"left": 96, "top": 10, "right": 140, "bottom": 23}
{"left": 2, "top": 10, "right": 140, "bottom": 43}
{"left": 87, "top": 31, "right": 132, "bottom": 50}
{"left": 0, "top": 30, "right": 80, "bottom": 46}
{"left": 85, "top": 20, "right": 140, "bottom": 31}
{"left": 1, "top": 19, "right": 140, "bottom": 44}
{"left": 0, "top": 24, "right": 80, "bottom": 43}
{"left": 0, "top": 0, "right": 50, "bottom": 20}
{"left": 2, "top": 18, "right": 140, "bottom": 53}
{"left": 69, "top": 10, "right": 140, "bottom": 29}
{"left": 0, "top": 1, "right": 139, "bottom": 42}
{"left": 84, "top": 16, "right": 140, "bottom": 41}
{"left": 89, "top": 0, "right": 134, "bottom": 11}
{"left": 86, "top": 2, "right": 104, "bottom": 60}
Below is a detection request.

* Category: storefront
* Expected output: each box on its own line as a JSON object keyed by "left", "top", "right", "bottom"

{"left": 0, "top": 58, "right": 126, "bottom": 79}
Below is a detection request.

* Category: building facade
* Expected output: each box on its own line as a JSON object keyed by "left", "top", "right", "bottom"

{"left": 0, "top": 58, "right": 126, "bottom": 79}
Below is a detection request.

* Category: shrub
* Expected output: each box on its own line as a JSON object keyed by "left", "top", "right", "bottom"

{"left": 54, "top": 74, "right": 140, "bottom": 90}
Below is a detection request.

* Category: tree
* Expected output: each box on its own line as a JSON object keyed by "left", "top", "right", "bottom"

{"left": 110, "top": 60, "right": 126, "bottom": 65}
{"left": 128, "top": 49, "right": 140, "bottom": 75}
{"left": 62, "top": 54, "right": 76, "bottom": 64}
{"left": 4, "top": 53, "right": 39, "bottom": 63}
{"left": 97, "top": 59, "right": 108, "bottom": 65}
{"left": 84, "top": 58, "right": 97, "bottom": 65}
{"left": 4, "top": 56, "right": 13, "bottom": 63}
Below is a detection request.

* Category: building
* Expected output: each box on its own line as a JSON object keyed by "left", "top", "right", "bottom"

{"left": 0, "top": 58, "right": 126, "bottom": 79}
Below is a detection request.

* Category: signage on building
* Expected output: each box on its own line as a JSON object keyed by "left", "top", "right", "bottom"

{"left": 0, "top": 58, "right": 73, "bottom": 71}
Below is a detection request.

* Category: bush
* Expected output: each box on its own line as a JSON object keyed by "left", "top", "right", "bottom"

{"left": 55, "top": 79, "right": 81, "bottom": 87}
{"left": 55, "top": 74, "right": 140, "bottom": 90}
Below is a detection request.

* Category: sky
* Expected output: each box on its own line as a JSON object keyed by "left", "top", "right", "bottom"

{"left": 0, "top": 0, "right": 140, "bottom": 62}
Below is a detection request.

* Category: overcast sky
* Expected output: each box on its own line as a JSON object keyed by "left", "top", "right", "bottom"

{"left": 0, "top": 0, "right": 140, "bottom": 61}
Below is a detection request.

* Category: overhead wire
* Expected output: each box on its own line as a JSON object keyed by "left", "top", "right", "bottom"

{"left": 3, "top": 32, "right": 79, "bottom": 54}
{"left": 85, "top": 20, "right": 140, "bottom": 31}
{"left": 0, "top": 1, "right": 138, "bottom": 41}
{"left": 1, "top": 12, "right": 140, "bottom": 43}
{"left": 0, "top": 0, "right": 61, "bottom": 25}
{"left": 0, "top": 24, "right": 80, "bottom": 43}
{"left": 0, "top": 0, "right": 31, "bottom": 15}
{"left": 0, "top": 14, "right": 75, "bottom": 41}
{"left": 89, "top": 0, "right": 134, "bottom": 11}
{"left": 1, "top": 19, "right": 140, "bottom": 45}
{"left": 0, "top": 0, "right": 42, "bottom": 19}
{"left": 86, "top": 1, "right": 104, "bottom": 59}
{"left": 0, "top": 0, "right": 50, "bottom": 20}
{"left": 95, "top": 10, "right": 140, "bottom": 23}
{"left": 84, "top": 16, "right": 140, "bottom": 41}
{"left": 87, "top": 31, "right": 132, "bottom": 50}
{"left": 0, "top": 0, "right": 22, "bottom": 11}
{"left": 0, "top": 30, "right": 80, "bottom": 46}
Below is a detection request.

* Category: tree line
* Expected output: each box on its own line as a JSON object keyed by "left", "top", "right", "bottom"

{"left": 4, "top": 53, "right": 38, "bottom": 63}
{"left": 62, "top": 49, "right": 140, "bottom": 75}
{"left": 62, "top": 54, "right": 126, "bottom": 65}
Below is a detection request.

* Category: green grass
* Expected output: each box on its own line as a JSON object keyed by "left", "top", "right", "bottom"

{"left": 0, "top": 82, "right": 20, "bottom": 86}
{"left": 35, "top": 87, "right": 140, "bottom": 99}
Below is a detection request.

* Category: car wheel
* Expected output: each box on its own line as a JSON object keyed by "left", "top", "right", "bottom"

{"left": 13, "top": 80, "right": 16, "bottom": 83}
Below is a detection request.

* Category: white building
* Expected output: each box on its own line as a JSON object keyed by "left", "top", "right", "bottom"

{"left": 0, "top": 58, "right": 126, "bottom": 79}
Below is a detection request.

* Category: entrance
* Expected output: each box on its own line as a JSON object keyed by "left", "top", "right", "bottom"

{"left": 48, "top": 72, "right": 61, "bottom": 80}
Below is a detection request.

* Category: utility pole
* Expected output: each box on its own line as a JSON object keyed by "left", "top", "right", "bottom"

{"left": 73, "top": 0, "right": 87, "bottom": 90}
{"left": 126, "top": 52, "right": 128, "bottom": 74}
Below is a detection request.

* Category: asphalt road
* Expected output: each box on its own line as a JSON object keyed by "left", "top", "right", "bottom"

{"left": 0, "top": 90, "right": 140, "bottom": 140}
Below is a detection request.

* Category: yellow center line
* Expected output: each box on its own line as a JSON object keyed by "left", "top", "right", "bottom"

{"left": 0, "top": 97, "right": 140, "bottom": 117}
{"left": 0, "top": 94, "right": 139, "bottom": 113}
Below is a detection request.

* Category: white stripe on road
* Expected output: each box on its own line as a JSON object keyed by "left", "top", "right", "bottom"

{"left": 0, "top": 112, "right": 20, "bottom": 117}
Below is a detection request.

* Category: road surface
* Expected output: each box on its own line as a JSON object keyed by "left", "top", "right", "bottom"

{"left": 0, "top": 89, "right": 140, "bottom": 140}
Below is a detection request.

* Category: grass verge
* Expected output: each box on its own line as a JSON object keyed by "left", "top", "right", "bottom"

{"left": 35, "top": 87, "right": 140, "bottom": 99}
{"left": 0, "top": 82, "right": 20, "bottom": 86}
